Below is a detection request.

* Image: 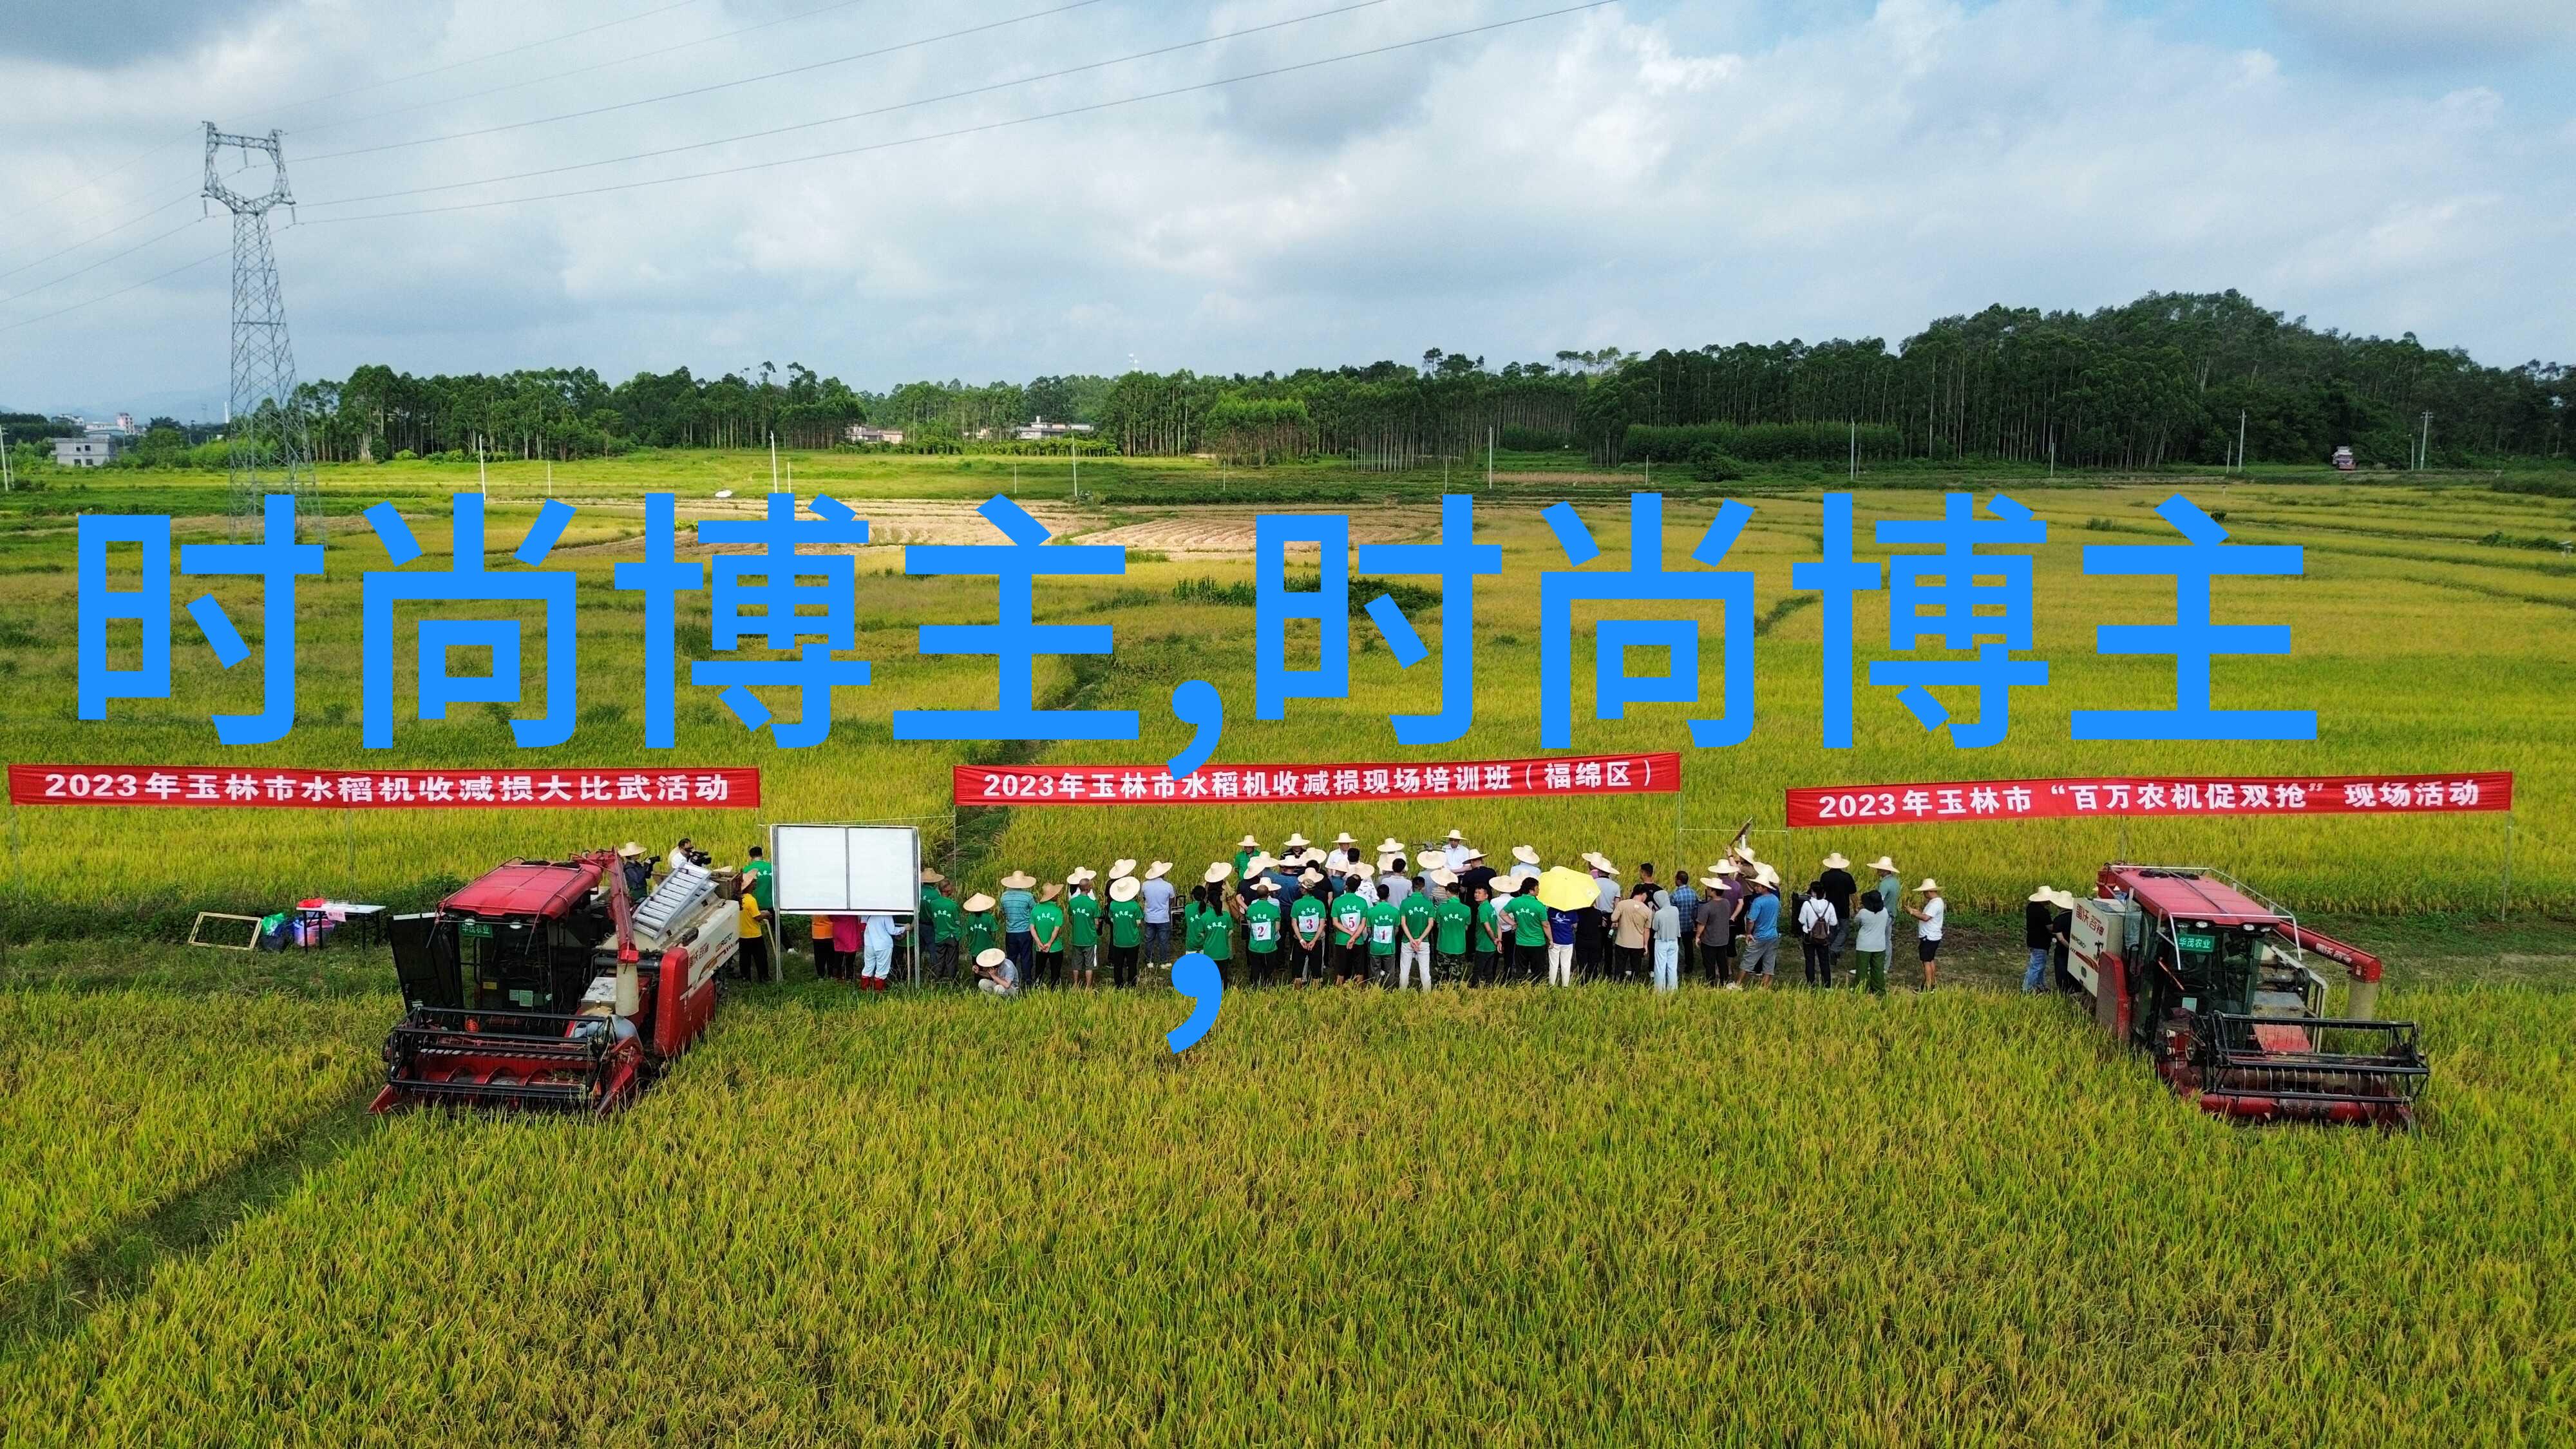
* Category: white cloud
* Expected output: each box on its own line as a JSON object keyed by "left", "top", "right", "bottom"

{"left": 1, "top": 0, "right": 2570, "bottom": 414}
{"left": 2268, "top": 0, "right": 2576, "bottom": 66}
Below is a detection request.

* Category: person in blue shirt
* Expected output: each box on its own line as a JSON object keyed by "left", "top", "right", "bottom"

{"left": 997, "top": 869, "right": 1038, "bottom": 984}
{"left": 1668, "top": 875, "right": 1700, "bottom": 987}
{"left": 1738, "top": 865, "right": 1783, "bottom": 988}
{"left": 1544, "top": 901, "right": 1582, "bottom": 987}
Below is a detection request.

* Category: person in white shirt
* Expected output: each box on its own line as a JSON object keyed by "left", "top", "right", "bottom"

{"left": 1796, "top": 884, "right": 1841, "bottom": 988}
{"left": 1903, "top": 879, "right": 1946, "bottom": 990}
{"left": 1376, "top": 857, "right": 1412, "bottom": 906}
{"left": 860, "top": 912, "right": 907, "bottom": 990}
{"left": 665, "top": 838, "right": 696, "bottom": 874}
{"left": 1442, "top": 829, "right": 1471, "bottom": 871}
{"left": 1850, "top": 893, "right": 1892, "bottom": 995}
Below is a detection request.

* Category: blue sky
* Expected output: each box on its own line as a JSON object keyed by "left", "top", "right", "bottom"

{"left": 4, "top": 0, "right": 2570, "bottom": 419}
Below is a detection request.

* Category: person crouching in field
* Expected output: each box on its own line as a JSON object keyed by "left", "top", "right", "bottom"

{"left": 1850, "top": 890, "right": 1891, "bottom": 996}
{"left": 960, "top": 894, "right": 998, "bottom": 985}
{"left": 974, "top": 945, "right": 1019, "bottom": 996}
{"left": 1291, "top": 870, "right": 1328, "bottom": 986}
{"left": 1906, "top": 879, "right": 1946, "bottom": 990}
{"left": 1105, "top": 875, "right": 1145, "bottom": 987}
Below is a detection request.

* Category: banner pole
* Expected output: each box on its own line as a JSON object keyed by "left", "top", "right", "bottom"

{"left": 2500, "top": 813, "right": 2513, "bottom": 920}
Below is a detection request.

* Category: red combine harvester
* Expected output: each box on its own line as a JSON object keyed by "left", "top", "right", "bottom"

{"left": 372, "top": 851, "right": 732, "bottom": 1114}
{"left": 2066, "top": 864, "right": 2429, "bottom": 1127}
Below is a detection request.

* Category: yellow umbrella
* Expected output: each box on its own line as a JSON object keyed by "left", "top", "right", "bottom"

{"left": 1535, "top": 866, "right": 1598, "bottom": 912}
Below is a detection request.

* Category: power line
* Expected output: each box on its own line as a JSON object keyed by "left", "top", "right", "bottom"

{"left": 301, "top": 0, "right": 1113, "bottom": 164}
{"left": 303, "top": 0, "right": 1394, "bottom": 207}
{"left": 0, "top": 249, "right": 227, "bottom": 336}
{"left": 245, "top": 0, "right": 723, "bottom": 124}
{"left": 291, "top": 0, "right": 876, "bottom": 142}
{"left": 0, "top": 216, "right": 213, "bottom": 306}
{"left": 0, "top": 192, "right": 199, "bottom": 285}
{"left": 297, "top": 1, "right": 1611, "bottom": 226}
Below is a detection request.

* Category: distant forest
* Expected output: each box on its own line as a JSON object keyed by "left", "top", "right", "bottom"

{"left": 46, "top": 290, "right": 2571, "bottom": 473}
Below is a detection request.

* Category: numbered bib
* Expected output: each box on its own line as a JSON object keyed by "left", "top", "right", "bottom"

{"left": 1251, "top": 920, "right": 1274, "bottom": 943}
{"left": 1372, "top": 922, "right": 1396, "bottom": 945}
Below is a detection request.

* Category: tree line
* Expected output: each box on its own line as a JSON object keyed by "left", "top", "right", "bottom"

{"left": 23, "top": 290, "right": 2566, "bottom": 473}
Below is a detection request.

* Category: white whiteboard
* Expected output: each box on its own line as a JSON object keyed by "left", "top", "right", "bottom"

{"left": 770, "top": 824, "right": 920, "bottom": 914}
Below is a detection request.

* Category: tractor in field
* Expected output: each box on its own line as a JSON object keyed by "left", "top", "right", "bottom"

{"left": 2065, "top": 864, "right": 2429, "bottom": 1127}
{"left": 373, "top": 851, "right": 734, "bottom": 1114}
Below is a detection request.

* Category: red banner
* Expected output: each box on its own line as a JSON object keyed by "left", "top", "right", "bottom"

{"left": 954, "top": 752, "right": 1681, "bottom": 806}
{"left": 1784, "top": 772, "right": 2511, "bottom": 828}
{"left": 7, "top": 765, "right": 761, "bottom": 810}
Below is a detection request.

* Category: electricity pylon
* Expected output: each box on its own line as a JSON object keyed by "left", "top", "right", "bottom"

{"left": 204, "top": 123, "right": 316, "bottom": 536}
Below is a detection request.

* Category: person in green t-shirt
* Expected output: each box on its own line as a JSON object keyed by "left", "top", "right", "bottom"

{"left": 1066, "top": 875, "right": 1102, "bottom": 989}
{"left": 1200, "top": 893, "right": 1236, "bottom": 976}
{"left": 1244, "top": 882, "right": 1282, "bottom": 987}
{"left": 743, "top": 848, "right": 775, "bottom": 914}
{"left": 1472, "top": 887, "right": 1503, "bottom": 987}
{"left": 1184, "top": 885, "right": 1211, "bottom": 955}
{"left": 1508, "top": 883, "right": 1548, "bottom": 982}
{"left": 1331, "top": 885, "right": 1370, "bottom": 986}
{"left": 1397, "top": 887, "right": 1436, "bottom": 992}
{"left": 1434, "top": 887, "right": 1471, "bottom": 980}
{"left": 922, "top": 873, "right": 961, "bottom": 983}
{"left": 1105, "top": 877, "right": 1145, "bottom": 989}
{"left": 1365, "top": 886, "right": 1401, "bottom": 987}
{"left": 1030, "top": 884, "right": 1068, "bottom": 990}
{"left": 961, "top": 893, "right": 999, "bottom": 974}
{"left": 1290, "top": 876, "right": 1329, "bottom": 987}
{"left": 1233, "top": 834, "right": 1259, "bottom": 886}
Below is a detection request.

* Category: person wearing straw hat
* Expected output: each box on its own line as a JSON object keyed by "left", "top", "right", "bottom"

{"left": 2022, "top": 885, "right": 2059, "bottom": 993}
{"left": 972, "top": 945, "right": 1019, "bottom": 997}
{"left": 1850, "top": 886, "right": 1892, "bottom": 996}
{"left": 616, "top": 841, "right": 653, "bottom": 904}
{"left": 1819, "top": 852, "right": 1859, "bottom": 958}
{"left": 1109, "top": 858, "right": 1138, "bottom": 883}
{"left": 1696, "top": 860, "right": 1742, "bottom": 987}
{"left": 1244, "top": 876, "right": 1282, "bottom": 987}
{"left": 921, "top": 869, "right": 961, "bottom": 985}
{"left": 1507, "top": 844, "right": 1542, "bottom": 891}
{"left": 1868, "top": 856, "right": 1902, "bottom": 922}
{"left": 997, "top": 869, "right": 1039, "bottom": 984}
{"left": 1233, "top": 834, "right": 1262, "bottom": 884}
{"left": 1442, "top": 828, "right": 1472, "bottom": 871}
{"left": 1030, "top": 882, "right": 1068, "bottom": 990}
{"left": 1456, "top": 846, "right": 1496, "bottom": 903}
{"left": 1738, "top": 864, "right": 1782, "bottom": 987}
{"left": 1104, "top": 876, "right": 1145, "bottom": 988}
{"left": 1904, "top": 879, "right": 1947, "bottom": 990}
{"left": 1140, "top": 862, "right": 1177, "bottom": 969}
{"left": 1396, "top": 873, "right": 1436, "bottom": 991}
{"left": 1325, "top": 833, "right": 1362, "bottom": 893}
{"left": 1330, "top": 872, "right": 1371, "bottom": 986}
{"left": 2049, "top": 889, "right": 2078, "bottom": 993}
{"left": 1668, "top": 870, "right": 1701, "bottom": 988}
{"left": 1065, "top": 869, "right": 1101, "bottom": 989}
{"left": 960, "top": 893, "right": 998, "bottom": 985}
{"left": 1289, "top": 869, "right": 1329, "bottom": 987}
{"left": 1199, "top": 873, "right": 1238, "bottom": 983}
{"left": 1578, "top": 853, "right": 1620, "bottom": 983}
{"left": 1506, "top": 876, "right": 1549, "bottom": 983}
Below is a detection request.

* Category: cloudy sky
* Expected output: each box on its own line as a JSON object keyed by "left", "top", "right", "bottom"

{"left": 3, "top": 0, "right": 2570, "bottom": 418}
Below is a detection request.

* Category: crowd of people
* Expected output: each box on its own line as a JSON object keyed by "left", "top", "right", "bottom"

{"left": 619, "top": 829, "right": 2090, "bottom": 998}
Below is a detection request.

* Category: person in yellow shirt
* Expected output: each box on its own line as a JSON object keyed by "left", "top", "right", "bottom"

{"left": 736, "top": 887, "right": 770, "bottom": 983}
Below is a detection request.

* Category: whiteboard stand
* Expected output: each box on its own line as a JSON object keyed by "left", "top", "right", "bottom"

{"left": 770, "top": 822, "right": 924, "bottom": 989}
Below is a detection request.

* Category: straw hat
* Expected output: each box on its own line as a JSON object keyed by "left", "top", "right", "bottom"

{"left": 2050, "top": 889, "right": 2078, "bottom": 910}
{"left": 1066, "top": 867, "right": 1095, "bottom": 885}
{"left": 1040, "top": 882, "right": 1064, "bottom": 901}
{"left": 1712, "top": 859, "right": 1739, "bottom": 877}
{"left": 1752, "top": 863, "right": 1781, "bottom": 889}
{"left": 1145, "top": 861, "right": 1172, "bottom": 880}
{"left": 1204, "top": 861, "right": 1233, "bottom": 884}
{"left": 1868, "top": 856, "right": 1897, "bottom": 874}
{"left": 1446, "top": 829, "right": 1466, "bottom": 842}
{"left": 1915, "top": 878, "right": 1942, "bottom": 894}
{"left": 1251, "top": 876, "right": 1279, "bottom": 893}
{"left": 1511, "top": 845, "right": 1540, "bottom": 865}
{"left": 919, "top": 867, "right": 945, "bottom": 885}
{"left": 1378, "top": 854, "right": 1403, "bottom": 873}
{"left": 618, "top": 841, "right": 646, "bottom": 858}
{"left": 1700, "top": 876, "right": 1727, "bottom": 891}
{"left": 1238, "top": 833, "right": 1261, "bottom": 849}
{"left": 1246, "top": 853, "right": 1277, "bottom": 876}
{"left": 1463, "top": 846, "right": 1486, "bottom": 862}
{"left": 999, "top": 869, "right": 1036, "bottom": 891}
{"left": 1300, "top": 868, "right": 1325, "bottom": 886}
{"left": 1582, "top": 851, "right": 1618, "bottom": 875}
{"left": 2028, "top": 886, "right": 2056, "bottom": 903}
{"left": 975, "top": 947, "right": 1006, "bottom": 970}
{"left": 1732, "top": 842, "right": 1759, "bottom": 864}
{"left": 1428, "top": 867, "right": 1457, "bottom": 887}
{"left": 1333, "top": 832, "right": 1358, "bottom": 846}
{"left": 1284, "top": 832, "right": 1311, "bottom": 849}
{"left": 1822, "top": 852, "right": 1852, "bottom": 870}
{"left": 963, "top": 893, "right": 995, "bottom": 913}
{"left": 1110, "top": 858, "right": 1137, "bottom": 880}
{"left": 1109, "top": 876, "right": 1141, "bottom": 902}
{"left": 1415, "top": 849, "right": 1444, "bottom": 870}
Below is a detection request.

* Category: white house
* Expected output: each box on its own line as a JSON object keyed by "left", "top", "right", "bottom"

{"left": 1013, "top": 416, "right": 1096, "bottom": 441}
{"left": 844, "top": 424, "right": 906, "bottom": 446}
{"left": 55, "top": 431, "right": 126, "bottom": 468}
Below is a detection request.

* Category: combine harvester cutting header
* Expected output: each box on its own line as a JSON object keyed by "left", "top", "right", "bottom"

{"left": 2067, "top": 864, "right": 2429, "bottom": 1127}
{"left": 373, "top": 851, "right": 734, "bottom": 1114}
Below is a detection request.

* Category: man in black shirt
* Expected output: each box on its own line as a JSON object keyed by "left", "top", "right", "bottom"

{"left": 1818, "top": 852, "right": 1859, "bottom": 958}
{"left": 2022, "top": 886, "right": 2058, "bottom": 992}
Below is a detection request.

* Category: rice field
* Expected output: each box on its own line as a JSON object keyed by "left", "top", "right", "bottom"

{"left": 2, "top": 459, "right": 2569, "bottom": 929}
{"left": 2, "top": 985, "right": 2571, "bottom": 1444}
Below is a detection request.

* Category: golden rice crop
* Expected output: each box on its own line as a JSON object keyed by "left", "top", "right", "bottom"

{"left": 3, "top": 985, "right": 2568, "bottom": 1444}
{"left": 0, "top": 990, "right": 380, "bottom": 1289}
